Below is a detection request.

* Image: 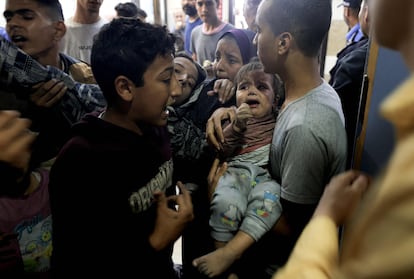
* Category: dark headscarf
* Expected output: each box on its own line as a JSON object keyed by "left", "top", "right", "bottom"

{"left": 219, "top": 28, "right": 257, "bottom": 64}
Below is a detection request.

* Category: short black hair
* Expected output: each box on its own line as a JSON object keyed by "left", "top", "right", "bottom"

{"left": 91, "top": 18, "right": 175, "bottom": 104}
{"left": 261, "top": 0, "right": 331, "bottom": 57}
{"left": 114, "top": 2, "right": 139, "bottom": 18}
{"left": 234, "top": 60, "right": 284, "bottom": 106}
{"left": 36, "top": 0, "right": 64, "bottom": 21}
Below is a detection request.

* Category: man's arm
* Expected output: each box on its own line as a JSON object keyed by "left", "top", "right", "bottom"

{"left": 0, "top": 36, "right": 106, "bottom": 124}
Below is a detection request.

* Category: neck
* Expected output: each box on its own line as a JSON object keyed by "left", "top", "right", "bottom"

{"left": 73, "top": 7, "right": 101, "bottom": 24}
{"left": 189, "top": 15, "right": 199, "bottom": 22}
{"left": 349, "top": 18, "right": 359, "bottom": 29}
{"left": 36, "top": 49, "right": 62, "bottom": 70}
{"left": 281, "top": 55, "right": 322, "bottom": 105}
{"left": 203, "top": 17, "right": 221, "bottom": 30}
{"left": 102, "top": 107, "right": 143, "bottom": 135}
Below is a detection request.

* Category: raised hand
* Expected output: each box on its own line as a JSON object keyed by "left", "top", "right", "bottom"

{"left": 149, "top": 182, "right": 194, "bottom": 251}
{"left": 207, "top": 78, "right": 235, "bottom": 103}
{"left": 314, "top": 170, "right": 370, "bottom": 226}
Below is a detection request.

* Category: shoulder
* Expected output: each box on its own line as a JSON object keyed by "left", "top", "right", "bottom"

{"left": 60, "top": 53, "right": 96, "bottom": 84}
{"left": 192, "top": 24, "right": 203, "bottom": 34}
{"left": 280, "top": 86, "right": 345, "bottom": 131}
{"left": 224, "top": 23, "right": 235, "bottom": 30}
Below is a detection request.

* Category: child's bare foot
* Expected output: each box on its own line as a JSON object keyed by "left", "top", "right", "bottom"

{"left": 192, "top": 247, "right": 237, "bottom": 278}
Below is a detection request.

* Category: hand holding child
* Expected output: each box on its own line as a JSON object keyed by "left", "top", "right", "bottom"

{"left": 206, "top": 106, "right": 236, "bottom": 150}
{"left": 31, "top": 79, "right": 67, "bottom": 108}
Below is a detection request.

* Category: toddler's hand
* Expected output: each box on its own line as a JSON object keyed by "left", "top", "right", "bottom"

{"left": 234, "top": 103, "right": 253, "bottom": 132}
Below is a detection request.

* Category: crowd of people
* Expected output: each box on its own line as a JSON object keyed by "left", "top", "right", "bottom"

{"left": 1, "top": 0, "right": 414, "bottom": 279}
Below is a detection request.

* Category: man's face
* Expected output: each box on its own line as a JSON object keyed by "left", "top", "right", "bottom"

{"left": 77, "top": 0, "right": 103, "bottom": 14}
{"left": 196, "top": 0, "right": 217, "bottom": 23}
{"left": 372, "top": 0, "right": 409, "bottom": 50}
{"left": 182, "top": 0, "right": 197, "bottom": 17}
{"left": 4, "top": 0, "right": 62, "bottom": 61}
{"left": 255, "top": 0, "right": 279, "bottom": 74}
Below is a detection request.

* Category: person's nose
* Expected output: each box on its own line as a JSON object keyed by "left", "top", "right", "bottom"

{"left": 212, "top": 58, "right": 222, "bottom": 73}
{"left": 248, "top": 86, "right": 258, "bottom": 96}
{"left": 6, "top": 14, "right": 21, "bottom": 30}
{"left": 169, "top": 74, "right": 183, "bottom": 105}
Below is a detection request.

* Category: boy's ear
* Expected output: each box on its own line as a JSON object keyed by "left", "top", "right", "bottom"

{"left": 54, "top": 21, "right": 66, "bottom": 42}
{"left": 277, "top": 32, "right": 292, "bottom": 54}
{"left": 115, "top": 76, "right": 134, "bottom": 101}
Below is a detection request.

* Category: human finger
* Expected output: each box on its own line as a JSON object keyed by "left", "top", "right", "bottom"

{"left": 219, "top": 81, "right": 235, "bottom": 103}
{"left": 44, "top": 82, "right": 67, "bottom": 107}
{"left": 0, "top": 110, "right": 20, "bottom": 129}
{"left": 31, "top": 80, "right": 67, "bottom": 107}
{"left": 207, "top": 158, "right": 227, "bottom": 200}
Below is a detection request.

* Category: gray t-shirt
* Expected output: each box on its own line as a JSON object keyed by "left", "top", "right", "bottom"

{"left": 190, "top": 22, "right": 234, "bottom": 65}
{"left": 269, "top": 80, "right": 347, "bottom": 204}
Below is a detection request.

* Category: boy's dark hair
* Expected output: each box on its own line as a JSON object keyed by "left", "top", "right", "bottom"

{"left": 175, "top": 51, "right": 207, "bottom": 89}
{"left": 114, "top": 2, "right": 139, "bottom": 18}
{"left": 91, "top": 18, "right": 175, "bottom": 103}
{"left": 234, "top": 60, "right": 284, "bottom": 106}
{"left": 37, "top": 0, "right": 64, "bottom": 21}
{"left": 4, "top": 0, "right": 64, "bottom": 22}
{"left": 261, "top": 0, "right": 331, "bottom": 57}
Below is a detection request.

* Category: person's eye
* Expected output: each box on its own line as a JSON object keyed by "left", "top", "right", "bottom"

{"left": 162, "top": 78, "right": 172, "bottom": 84}
{"left": 20, "top": 11, "right": 35, "bottom": 20}
{"left": 258, "top": 84, "right": 268, "bottom": 90}
{"left": 238, "top": 83, "right": 248, "bottom": 90}
{"left": 3, "top": 11, "right": 12, "bottom": 22}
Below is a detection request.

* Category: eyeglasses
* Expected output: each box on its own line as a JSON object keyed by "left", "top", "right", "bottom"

{"left": 197, "top": 1, "right": 214, "bottom": 7}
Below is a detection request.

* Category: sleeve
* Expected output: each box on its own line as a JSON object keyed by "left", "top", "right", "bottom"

{"left": 190, "top": 27, "right": 197, "bottom": 58}
{"left": 221, "top": 121, "right": 244, "bottom": 158}
{"left": 273, "top": 216, "right": 339, "bottom": 279}
{"left": 0, "top": 36, "right": 106, "bottom": 124}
